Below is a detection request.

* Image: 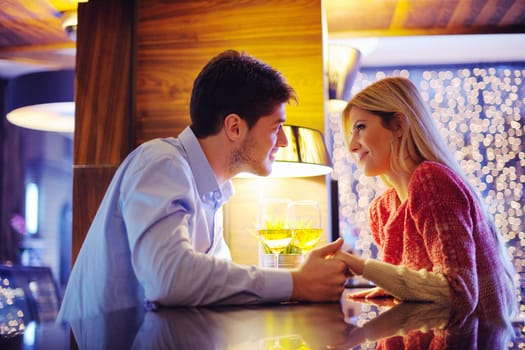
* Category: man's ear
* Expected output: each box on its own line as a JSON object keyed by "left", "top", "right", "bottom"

{"left": 223, "top": 113, "right": 244, "bottom": 141}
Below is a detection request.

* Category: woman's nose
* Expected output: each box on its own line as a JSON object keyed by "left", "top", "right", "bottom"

{"left": 349, "top": 134, "right": 359, "bottom": 153}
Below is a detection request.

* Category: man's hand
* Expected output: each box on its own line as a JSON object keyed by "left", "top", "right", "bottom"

{"left": 290, "top": 238, "right": 348, "bottom": 302}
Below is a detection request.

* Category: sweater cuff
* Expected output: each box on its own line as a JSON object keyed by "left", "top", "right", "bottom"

{"left": 362, "top": 259, "right": 402, "bottom": 296}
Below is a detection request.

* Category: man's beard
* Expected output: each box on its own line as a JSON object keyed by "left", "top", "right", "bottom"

{"left": 229, "top": 138, "right": 269, "bottom": 176}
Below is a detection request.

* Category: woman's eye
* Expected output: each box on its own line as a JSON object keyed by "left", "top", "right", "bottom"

{"left": 356, "top": 123, "right": 365, "bottom": 131}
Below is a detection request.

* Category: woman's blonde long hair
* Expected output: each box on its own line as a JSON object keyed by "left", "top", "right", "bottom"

{"left": 342, "top": 76, "right": 518, "bottom": 319}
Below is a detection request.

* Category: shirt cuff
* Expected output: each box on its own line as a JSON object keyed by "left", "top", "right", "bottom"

{"left": 259, "top": 268, "right": 294, "bottom": 301}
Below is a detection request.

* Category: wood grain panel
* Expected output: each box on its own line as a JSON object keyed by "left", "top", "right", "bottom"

{"left": 135, "top": 0, "right": 325, "bottom": 144}
{"left": 501, "top": 0, "right": 525, "bottom": 26}
{"left": 326, "top": 0, "right": 525, "bottom": 37}
{"left": 473, "top": 0, "right": 514, "bottom": 27}
{"left": 0, "top": 0, "right": 69, "bottom": 47}
{"left": 74, "top": 0, "right": 134, "bottom": 164}
{"left": 0, "top": 44, "right": 75, "bottom": 68}
{"left": 72, "top": 0, "right": 134, "bottom": 261}
{"left": 71, "top": 166, "right": 117, "bottom": 265}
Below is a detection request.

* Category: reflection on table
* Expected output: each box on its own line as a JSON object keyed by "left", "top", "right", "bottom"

{"left": 1, "top": 288, "right": 523, "bottom": 349}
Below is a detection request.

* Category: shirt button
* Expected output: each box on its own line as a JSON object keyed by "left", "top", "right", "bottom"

{"left": 213, "top": 191, "right": 222, "bottom": 201}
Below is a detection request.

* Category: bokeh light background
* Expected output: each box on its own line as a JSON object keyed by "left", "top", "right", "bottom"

{"left": 328, "top": 63, "right": 525, "bottom": 320}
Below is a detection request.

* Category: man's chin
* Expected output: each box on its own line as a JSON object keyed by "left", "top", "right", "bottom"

{"left": 254, "top": 169, "right": 271, "bottom": 177}
{"left": 252, "top": 166, "right": 272, "bottom": 177}
{"left": 236, "top": 167, "right": 271, "bottom": 178}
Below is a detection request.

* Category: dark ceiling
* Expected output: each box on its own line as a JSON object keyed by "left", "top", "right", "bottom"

{"left": 0, "top": 0, "right": 76, "bottom": 74}
{"left": 0, "top": 0, "right": 524, "bottom": 78}
{"left": 326, "top": 0, "right": 525, "bottom": 37}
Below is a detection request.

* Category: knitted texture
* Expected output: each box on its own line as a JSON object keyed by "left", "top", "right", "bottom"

{"left": 369, "top": 161, "right": 513, "bottom": 322}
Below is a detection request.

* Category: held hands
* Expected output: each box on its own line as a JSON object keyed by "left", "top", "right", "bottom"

{"left": 332, "top": 249, "right": 365, "bottom": 276}
{"left": 291, "top": 238, "right": 349, "bottom": 302}
{"left": 290, "top": 239, "right": 378, "bottom": 302}
{"left": 334, "top": 251, "right": 395, "bottom": 301}
{"left": 333, "top": 250, "right": 394, "bottom": 300}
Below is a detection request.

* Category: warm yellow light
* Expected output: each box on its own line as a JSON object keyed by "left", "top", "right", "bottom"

{"left": 49, "top": 0, "right": 88, "bottom": 12}
{"left": 61, "top": 10, "right": 78, "bottom": 30}
{"left": 237, "top": 125, "right": 332, "bottom": 178}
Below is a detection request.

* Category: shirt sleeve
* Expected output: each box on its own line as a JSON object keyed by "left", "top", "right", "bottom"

{"left": 210, "top": 206, "right": 233, "bottom": 260}
{"left": 120, "top": 152, "right": 293, "bottom": 306}
{"left": 134, "top": 214, "right": 292, "bottom": 305}
{"left": 362, "top": 259, "right": 450, "bottom": 303}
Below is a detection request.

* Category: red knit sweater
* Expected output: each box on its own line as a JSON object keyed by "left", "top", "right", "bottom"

{"left": 369, "top": 161, "right": 514, "bottom": 322}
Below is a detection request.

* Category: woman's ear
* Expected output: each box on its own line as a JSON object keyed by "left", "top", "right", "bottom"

{"left": 223, "top": 113, "right": 244, "bottom": 141}
{"left": 392, "top": 113, "right": 407, "bottom": 138}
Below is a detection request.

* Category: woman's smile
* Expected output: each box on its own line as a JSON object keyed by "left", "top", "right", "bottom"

{"left": 347, "top": 107, "right": 394, "bottom": 177}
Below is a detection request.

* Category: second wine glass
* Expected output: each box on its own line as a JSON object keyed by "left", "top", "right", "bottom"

{"left": 289, "top": 200, "right": 322, "bottom": 254}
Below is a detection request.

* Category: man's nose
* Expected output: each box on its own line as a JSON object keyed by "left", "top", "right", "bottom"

{"left": 277, "top": 127, "right": 288, "bottom": 147}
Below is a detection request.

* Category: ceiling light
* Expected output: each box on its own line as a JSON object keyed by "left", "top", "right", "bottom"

{"left": 6, "top": 70, "right": 75, "bottom": 133}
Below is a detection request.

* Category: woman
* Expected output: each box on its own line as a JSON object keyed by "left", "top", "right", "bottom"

{"left": 337, "top": 77, "right": 518, "bottom": 328}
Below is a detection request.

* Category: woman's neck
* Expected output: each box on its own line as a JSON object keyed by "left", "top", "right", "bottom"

{"left": 386, "top": 160, "right": 420, "bottom": 203}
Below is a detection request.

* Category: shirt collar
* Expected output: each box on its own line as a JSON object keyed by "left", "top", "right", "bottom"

{"left": 178, "top": 127, "right": 234, "bottom": 206}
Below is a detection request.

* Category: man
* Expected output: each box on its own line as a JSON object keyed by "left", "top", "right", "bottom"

{"left": 58, "top": 50, "right": 348, "bottom": 322}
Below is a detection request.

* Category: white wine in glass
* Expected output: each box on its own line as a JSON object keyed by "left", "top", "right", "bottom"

{"left": 258, "top": 228, "right": 293, "bottom": 254}
{"left": 289, "top": 200, "right": 322, "bottom": 254}
{"left": 257, "top": 198, "right": 293, "bottom": 268}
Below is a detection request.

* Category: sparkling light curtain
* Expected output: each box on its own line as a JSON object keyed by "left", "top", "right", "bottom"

{"left": 329, "top": 63, "right": 525, "bottom": 305}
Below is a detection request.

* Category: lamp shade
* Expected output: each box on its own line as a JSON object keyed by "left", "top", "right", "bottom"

{"left": 237, "top": 125, "right": 332, "bottom": 178}
{"left": 328, "top": 45, "right": 361, "bottom": 101}
{"left": 6, "top": 70, "right": 75, "bottom": 133}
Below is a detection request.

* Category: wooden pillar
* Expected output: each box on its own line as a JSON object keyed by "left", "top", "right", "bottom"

{"left": 73, "top": 0, "right": 326, "bottom": 261}
{"left": 73, "top": 0, "right": 134, "bottom": 263}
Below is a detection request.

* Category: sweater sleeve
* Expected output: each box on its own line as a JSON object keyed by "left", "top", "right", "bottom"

{"left": 407, "top": 163, "right": 479, "bottom": 315}
{"left": 362, "top": 259, "right": 450, "bottom": 303}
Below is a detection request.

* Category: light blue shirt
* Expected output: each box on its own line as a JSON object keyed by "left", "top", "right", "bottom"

{"left": 58, "top": 127, "right": 292, "bottom": 322}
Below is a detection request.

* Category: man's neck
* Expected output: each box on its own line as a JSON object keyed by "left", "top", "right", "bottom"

{"left": 198, "top": 134, "right": 231, "bottom": 184}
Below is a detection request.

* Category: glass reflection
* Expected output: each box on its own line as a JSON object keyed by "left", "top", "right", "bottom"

{"left": 339, "top": 290, "right": 518, "bottom": 350}
{"left": 65, "top": 296, "right": 522, "bottom": 350}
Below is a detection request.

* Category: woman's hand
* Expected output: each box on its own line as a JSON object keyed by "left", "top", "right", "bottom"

{"left": 348, "top": 286, "right": 392, "bottom": 300}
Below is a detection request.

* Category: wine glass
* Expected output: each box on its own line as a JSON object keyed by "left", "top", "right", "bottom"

{"left": 289, "top": 200, "right": 322, "bottom": 254}
{"left": 257, "top": 198, "right": 293, "bottom": 268}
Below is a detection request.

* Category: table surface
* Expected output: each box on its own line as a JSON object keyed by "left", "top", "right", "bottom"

{"left": 1, "top": 289, "right": 524, "bottom": 349}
